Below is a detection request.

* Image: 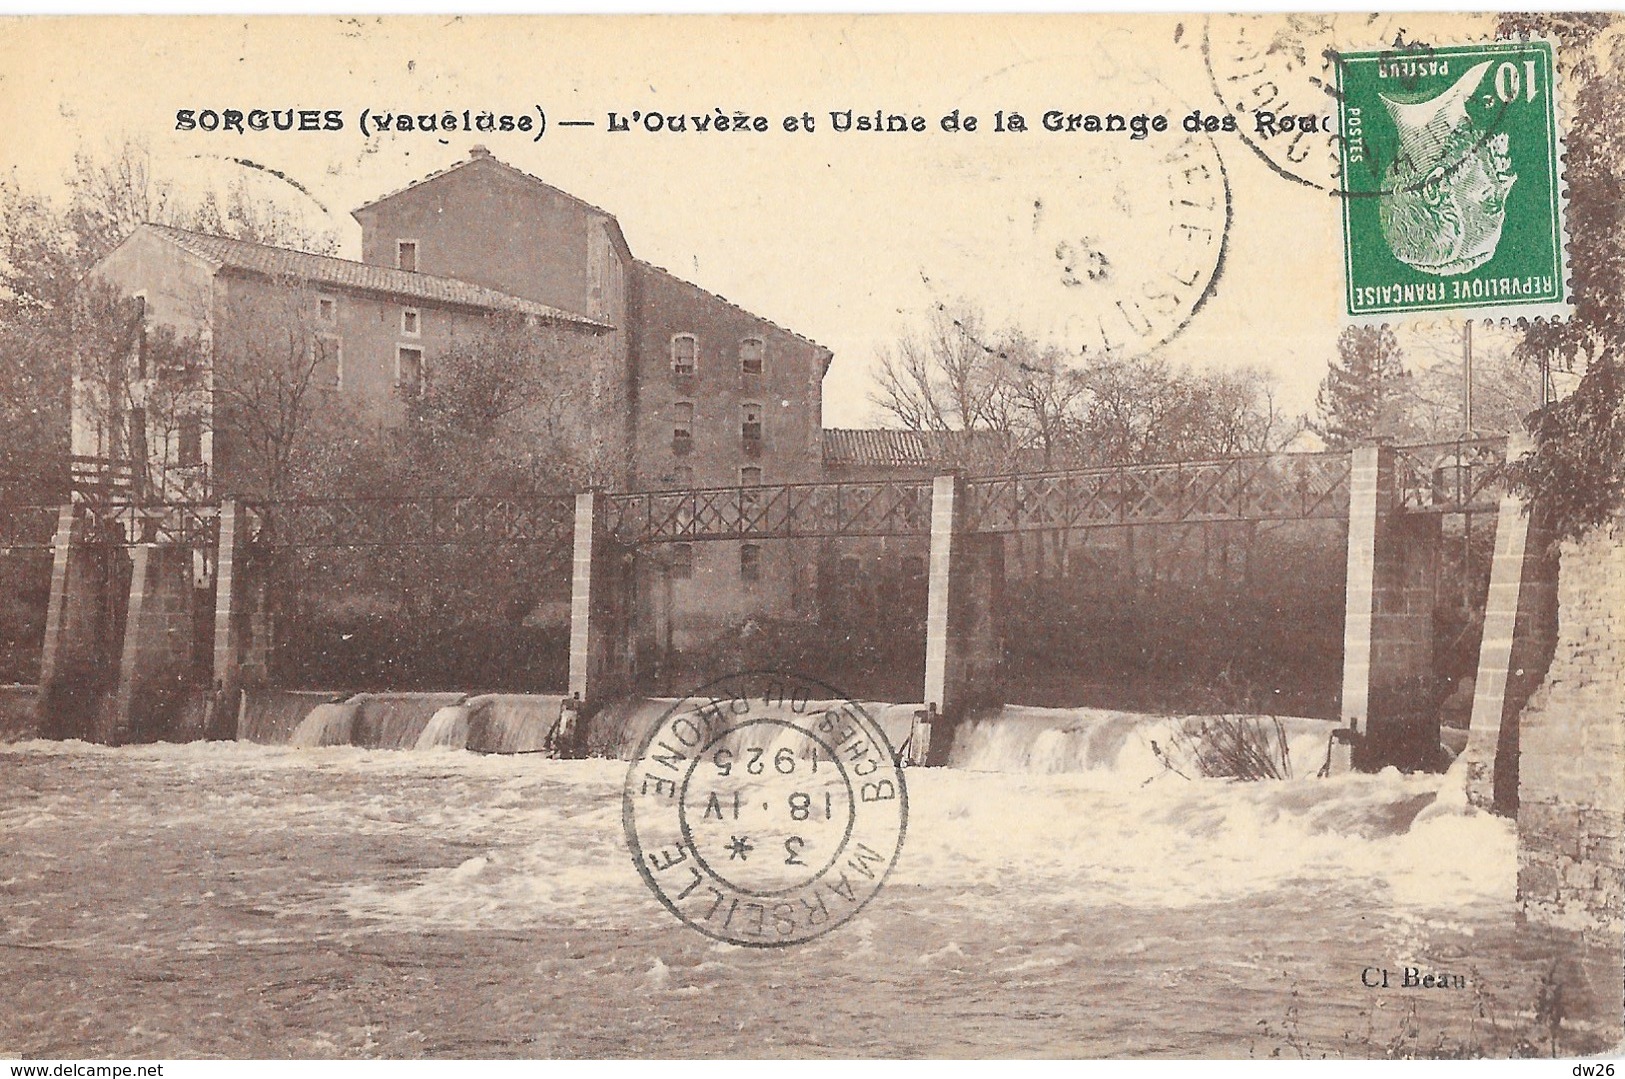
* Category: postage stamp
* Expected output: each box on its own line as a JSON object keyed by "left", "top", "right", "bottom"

{"left": 622, "top": 671, "right": 907, "bottom": 948}
{"left": 1336, "top": 39, "right": 1571, "bottom": 323}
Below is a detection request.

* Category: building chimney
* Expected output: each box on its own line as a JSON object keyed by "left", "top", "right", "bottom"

{"left": 470, "top": 145, "right": 491, "bottom": 160}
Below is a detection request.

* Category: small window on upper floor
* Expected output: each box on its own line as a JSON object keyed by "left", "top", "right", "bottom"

{"left": 318, "top": 296, "right": 337, "bottom": 323}
{"left": 741, "top": 402, "right": 763, "bottom": 443}
{"left": 397, "top": 240, "right": 418, "bottom": 272}
{"left": 673, "top": 401, "right": 694, "bottom": 440}
{"left": 671, "top": 334, "right": 697, "bottom": 376}
{"left": 401, "top": 308, "right": 420, "bottom": 337}
{"left": 740, "top": 466, "right": 762, "bottom": 486}
{"left": 670, "top": 463, "right": 694, "bottom": 489}
{"left": 740, "top": 338, "right": 764, "bottom": 376}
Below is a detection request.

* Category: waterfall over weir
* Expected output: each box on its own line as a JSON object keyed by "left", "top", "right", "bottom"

{"left": 282, "top": 692, "right": 571, "bottom": 753}
{"left": 585, "top": 698, "right": 1338, "bottom": 781}
{"left": 948, "top": 706, "right": 1340, "bottom": 782}
{"left": 279, "top": 689, "right": 1339, "bottom": 782}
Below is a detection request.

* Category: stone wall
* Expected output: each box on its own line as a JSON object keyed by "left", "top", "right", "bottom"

{"left": 1517, "top": 521, "right": 1625, "bottom": 936}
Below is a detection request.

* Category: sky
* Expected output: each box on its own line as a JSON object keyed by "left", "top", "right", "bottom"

{"left": 0, "top": 13, "right": 1525, "bottom": 428}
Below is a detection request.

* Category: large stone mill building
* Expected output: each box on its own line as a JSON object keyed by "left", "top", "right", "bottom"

{"left": 78, "top": 147, "right": 884, "bottom": 659}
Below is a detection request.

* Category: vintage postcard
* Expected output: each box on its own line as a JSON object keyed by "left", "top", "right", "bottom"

{"left": 0, "top": 12, "right": 1621, "bottom": 1063}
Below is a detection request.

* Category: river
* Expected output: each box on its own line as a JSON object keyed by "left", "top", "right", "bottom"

{"left": 0, "top": 707, "right": 1618, "bottom": 1058}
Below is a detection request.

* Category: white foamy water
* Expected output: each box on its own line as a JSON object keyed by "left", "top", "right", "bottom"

{"left": 3, "top": 709, "right": 1610, "bottom": 1059}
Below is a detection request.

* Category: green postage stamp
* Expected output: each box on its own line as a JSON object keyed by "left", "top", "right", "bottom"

{"left": 1337, "top": 39, "right": 1571, "bottom": 324}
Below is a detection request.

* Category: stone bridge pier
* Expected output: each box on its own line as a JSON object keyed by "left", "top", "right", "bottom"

{"left": 37, "top": 507, "right": 129, "bottom": 741}
{"left": 34, "top": 501, "right": 273, "bottom": 744}
{"left": 1339, "top": 444, "right": 1443, "bottom": 770}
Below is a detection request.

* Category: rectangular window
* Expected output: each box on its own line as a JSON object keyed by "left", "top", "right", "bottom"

{"left": 740, "top": 543, "right": 761, "bottom": 582}
{"left": 741, "top": 403, "right": 763, "bottom": 445}
{"left": 671, "top": 334, "right": 697, "bottom": 376}
{"left": 401, "top": 308, "right": 420, "bottom": 336}
{"left": 316, "top": 334, "right": 343, "bottom": 389}
{"left": 740, "top": 465, "right": 762, "bottom": 486}
{"left": 740, "top": 338, "right": 764, "bottom": 376}
{"left": 397, "top": 240, "right": 418, "bottom": 272}
{"left": 318, "top": 296, "right": 337, "bottom": 323}
{"left": 671, "top": 543, "right": 694, "bottom": 580}
{"left": 397, "top": 345, "right": 424, "bottom": 396}
{"left": 177, "top": 415, "right": 203, "bottom": 467}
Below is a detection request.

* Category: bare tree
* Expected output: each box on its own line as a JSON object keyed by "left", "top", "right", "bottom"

{"left": 67, "top": 139, "right": 339, "bottom": 266}
{"left": 1402, "top": 325, "right": 1544, "bottom": 439}
{"left": 871, "top": 304, "right": 1012, "bottom": 433}
{"left": 870, "top": 302, "right": 1302, "bottom": 469}
{"left": 209, "top": 276, "right": 357, "bottom": 500}
{"left": 66, "top": 141, "right": 180, "bottom": 266}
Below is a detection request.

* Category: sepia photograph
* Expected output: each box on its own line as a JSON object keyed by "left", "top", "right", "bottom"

{"left": 0, "top": 10, "right": 1622, "bottom": 1062}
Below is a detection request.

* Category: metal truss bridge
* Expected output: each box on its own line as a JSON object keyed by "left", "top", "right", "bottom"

{"left": 0, "top": 437, "right": 1510, "bottom": 556}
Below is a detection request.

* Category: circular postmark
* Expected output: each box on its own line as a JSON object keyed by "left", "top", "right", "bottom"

{"left": 923, "top": 51, "right": 1231, "bottom": 363}
{"left": 1201, "top": 13, "right": 1513, "bottom": 197}
{"left": 623, "top": 671, "right": 907, "bottom": 948}
{"left": 1202, "top": 12, "right": 1370, "bottom": 192}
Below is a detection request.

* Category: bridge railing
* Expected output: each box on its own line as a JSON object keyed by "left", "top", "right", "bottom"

{"left": 0, "top": 440, "right": 1514, "bottom": 554}
{"left": 238, "top": 494, "right": 578, "bottom": 553}
{"left": 963, "top": 450, "right": 1357, "bottom": 532}
{"left": 1392, "top": 435, "right": 1508, "bottom": 514}
{"left": 605, "top": 479, "right": 934, "bottom": 544}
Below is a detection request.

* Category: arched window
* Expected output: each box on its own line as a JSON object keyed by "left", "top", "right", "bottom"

{"left": 740, "top": 338, "right": 764, "bottom": 376}
{"left": 671, "top": 333, "right": 697, "bottom": 376}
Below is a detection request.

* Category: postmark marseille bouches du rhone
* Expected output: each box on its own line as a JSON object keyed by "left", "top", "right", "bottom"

{"left": 1337, "top": 40, "right": 1571, "bottom": 324}
{"left": 623, "top": 672, "right": 907, "bottom": 948}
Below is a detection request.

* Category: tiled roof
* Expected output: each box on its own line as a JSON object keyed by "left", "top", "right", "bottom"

{"left": 634, "top": 260, "right": 832, "bottom": 365}
{"left": 143, "top": 224, "right": 610, "bottom": 328}
{"left": 822, "top": 428, "right": 1013, "bottom": 470}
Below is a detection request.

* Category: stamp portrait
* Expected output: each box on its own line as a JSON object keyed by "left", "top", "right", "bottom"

{"left": 1337, "top": 39, "right": 1571, "bottom": 322}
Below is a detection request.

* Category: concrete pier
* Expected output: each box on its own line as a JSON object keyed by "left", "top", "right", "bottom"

{"left": 922, "top": 474, "right": 1004, "bottom": 761}
{"left": 568, "top": 490, "right": 632, "bottom": 709}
